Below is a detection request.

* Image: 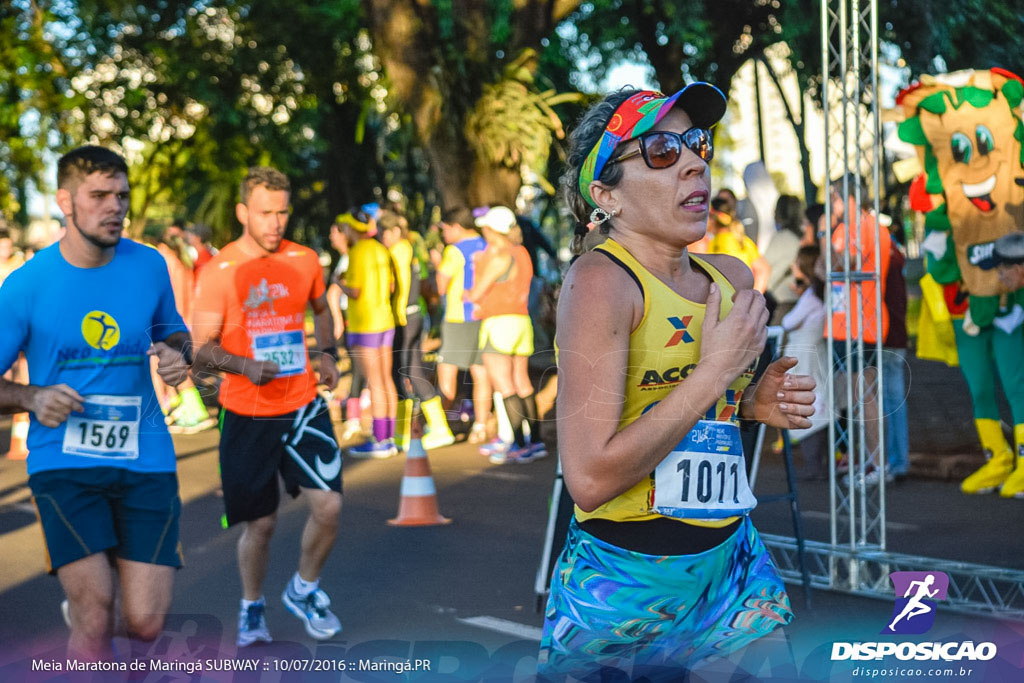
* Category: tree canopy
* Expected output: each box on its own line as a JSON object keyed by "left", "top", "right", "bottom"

{"left": 1, "top": 0, "right": 1021, "bottom": 243}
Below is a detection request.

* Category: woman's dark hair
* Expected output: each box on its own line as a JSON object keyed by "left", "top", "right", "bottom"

{"left": 441, "top": 206, "right": 474, "bottom": 230}
{"left": 774, "top": 195, "right": 804, "bottom": 237}
{"left": 562, "top": 88, "right": 640, "bottom": 255}
{"left": 805, "top": 203, "right": 825, "bottom": 232}
{"left": 795, "top": 244, "right": 824, "bottom": 301}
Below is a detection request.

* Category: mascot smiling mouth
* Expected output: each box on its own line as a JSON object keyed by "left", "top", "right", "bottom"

{"left": 962, "top": 174, "right": 997, "bottom": 212}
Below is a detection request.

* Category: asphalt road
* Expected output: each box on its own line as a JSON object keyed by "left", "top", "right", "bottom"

{"left": 1, "top": 418, "right": 1022, "bottom": 682}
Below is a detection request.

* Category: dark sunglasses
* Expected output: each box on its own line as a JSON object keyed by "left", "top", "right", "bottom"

{"left": 606, "top": 127, "right": 714, "bottom": 170}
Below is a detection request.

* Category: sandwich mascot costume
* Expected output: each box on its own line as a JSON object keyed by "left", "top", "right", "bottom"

{"left": 898, "top": 68, "right": 1024, "bottom": 497}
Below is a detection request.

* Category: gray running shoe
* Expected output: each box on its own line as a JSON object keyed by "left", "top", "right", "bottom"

{"left": 282, "top": 587, "right": 342, "bottom": 640}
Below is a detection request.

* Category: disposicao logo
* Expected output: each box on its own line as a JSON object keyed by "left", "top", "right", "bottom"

{"left": 884, "top": 571, "right": 948, "bottom": 635}
{"left": 831, "top": 570, "right": 997, "bottom": 662}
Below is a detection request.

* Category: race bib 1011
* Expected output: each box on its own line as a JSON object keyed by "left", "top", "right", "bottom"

{"left": 653, "top": 420, "right": 757, "bottom": 519}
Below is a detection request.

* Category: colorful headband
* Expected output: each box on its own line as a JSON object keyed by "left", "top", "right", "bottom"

{"left": 578, "top": 83, "right": 727, "bottom": 207}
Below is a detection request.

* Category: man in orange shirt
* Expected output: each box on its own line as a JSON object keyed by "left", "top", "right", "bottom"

{"left": 827, "top": 177, "right": 891, "bottom": 483}
{"left": 193, "top": 167, "right": 342, "bottom": 647}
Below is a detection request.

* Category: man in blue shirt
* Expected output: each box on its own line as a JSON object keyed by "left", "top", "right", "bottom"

{"left": 0, "top": 146, "right": 191, "bottom": 660}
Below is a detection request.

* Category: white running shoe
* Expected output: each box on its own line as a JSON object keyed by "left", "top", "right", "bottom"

{"left": 237, "top": 601, "right": 272, "bottom": 647}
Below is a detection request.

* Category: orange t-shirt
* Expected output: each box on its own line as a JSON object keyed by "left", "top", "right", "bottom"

{"left": 194, "top": 239, "right": 325, "bottom": 417}
{"left": 829, "top": 209, "right": 891, "bottom": 344}
{"left": 473, "top": 245, "right": 532, "bottom": 319}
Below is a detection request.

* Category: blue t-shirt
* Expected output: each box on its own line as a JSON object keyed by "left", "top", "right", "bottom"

{"left": 0, "top": 239, "right": 187, "bottom": 475}
{"left": 456, "top": 236, "right": 487, "bottom": 322}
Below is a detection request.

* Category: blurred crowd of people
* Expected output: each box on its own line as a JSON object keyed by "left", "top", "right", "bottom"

{"left": 683, "top": 183, "right": 911, "bottom": 485}
{"left": 325, "top": 202, "right": 554, "bottom": 463}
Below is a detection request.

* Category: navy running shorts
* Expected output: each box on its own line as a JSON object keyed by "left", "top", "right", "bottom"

{"left": 219, "top": 396, "right": 343, "bottom": 526}
{"left": 29, "top": 467, "right": 183, "bottom": 573}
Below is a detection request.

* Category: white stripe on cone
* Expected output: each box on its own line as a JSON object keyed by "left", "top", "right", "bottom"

{"left": 400, "top": 476, "right": 437, "bottom": 497}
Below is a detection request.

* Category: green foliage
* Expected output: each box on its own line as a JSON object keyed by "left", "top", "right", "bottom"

{"left": 4, "top": 0, "right": 1023, "bottom": 249}
{"left": 37, "top": 0, "right": 397, "bottom": 245}
{"left": 0, "top": 2, "right": 83, "bottom": 225}
{"left": 465, "top": 50, "right": 582, "bottom": 195}
{"left": 880, "top": 0, "right": 1024, "bottom": 78}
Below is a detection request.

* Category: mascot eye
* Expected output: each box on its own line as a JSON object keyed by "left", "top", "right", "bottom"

{"left": 951, "top": 132, "right": 973, "bottom": 164}
{"left": 975, "top": 125, "right": 994, "bottom": 156}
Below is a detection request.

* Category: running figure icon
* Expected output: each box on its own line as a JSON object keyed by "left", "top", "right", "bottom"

{"left": 888, "top": 574, "right": 939, "bottom": 631}
{"left": 87, "top": 313, "right": 119, "bottom": 349}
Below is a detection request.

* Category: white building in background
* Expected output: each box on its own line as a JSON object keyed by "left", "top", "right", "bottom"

{"left": 716, "top": 42, "right": 827, "bottom": 204}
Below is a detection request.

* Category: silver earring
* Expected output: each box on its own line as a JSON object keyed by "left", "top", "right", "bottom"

{"left": 590, "top": 207, "right": 613, "bottom": 224}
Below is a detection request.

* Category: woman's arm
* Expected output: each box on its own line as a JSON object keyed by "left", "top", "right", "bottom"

{"left": 781, "top": 291, "right": 810, "bottom": 332}
{"left": 557, "top": 253, "right": 769, "bottom": 512}
{"left": 326, "top": 283, "right": 345, "bottom": 343}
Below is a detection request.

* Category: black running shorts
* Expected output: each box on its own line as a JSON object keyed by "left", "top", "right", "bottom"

{"left": 219, "top": 396, "right": 342, "bottom": 526}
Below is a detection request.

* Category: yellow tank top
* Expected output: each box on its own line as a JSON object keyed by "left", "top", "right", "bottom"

{"left": 575, "top": 238, "right": 756, "bottom": 527}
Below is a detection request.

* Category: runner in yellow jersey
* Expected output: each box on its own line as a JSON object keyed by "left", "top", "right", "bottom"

{"left": 540, "top": 86, "right": 816, "bottom": 678}
{"left": 336, "top": 210, "right": 398, "bottom": 458}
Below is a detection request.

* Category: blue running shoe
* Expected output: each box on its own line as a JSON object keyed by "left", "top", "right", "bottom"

{"left": 282, "top": 587, "right": 341, "bottom": 640}
{"left": 348, "top": 439, "right": 395, "bottom": 459}
{"left": 523, "top": 442, "right": 549, "bottom": 461}
{"left": 237, "top": 601, "right": 272, "bottom": 647}
{"left": 479, "top": 437, "right": 510, "bottom": 457}
{"left": 504, "top": 444, "right": 541, "bottom": 464}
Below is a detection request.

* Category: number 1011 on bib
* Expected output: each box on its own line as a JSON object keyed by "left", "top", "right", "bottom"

{"left": 653, "top": 420, "right": 757, "bottom": 520}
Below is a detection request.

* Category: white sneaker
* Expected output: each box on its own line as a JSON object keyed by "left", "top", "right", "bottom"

{"left": 340, "top": 419, "right": 364, "bottom": 441}
{"left": 468, "top": 423, "right": 488, "bottom": 444}
{"left": 237, "top": 601, "right": 272, "bottom": 647}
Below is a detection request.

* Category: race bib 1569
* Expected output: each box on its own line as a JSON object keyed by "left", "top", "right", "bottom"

{"left": 62, "top": 395, "right": 141, "bottom": 460}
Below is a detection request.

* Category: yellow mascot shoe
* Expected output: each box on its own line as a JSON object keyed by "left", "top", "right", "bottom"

{"left": 999, "top": 460, "right": 1024, "bottom": 498}
{"left": 961, "top": 419, "right": 1014, "bottom": 494}
{"left": 999, "top": 425, "right": 1024, "bottom": 498}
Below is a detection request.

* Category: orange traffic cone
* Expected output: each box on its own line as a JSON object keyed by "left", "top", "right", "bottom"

{"left": 4, "top": 412, "right": 29, "bottom": 460}
{"left": 388, "top": 417, "right": 450, "bottom": 526}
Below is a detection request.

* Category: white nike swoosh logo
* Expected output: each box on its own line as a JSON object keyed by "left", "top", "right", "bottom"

{"left": 315, "top": 449, "right": 342, "bottom": 481}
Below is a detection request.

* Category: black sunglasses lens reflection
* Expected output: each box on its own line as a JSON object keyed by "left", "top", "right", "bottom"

{"left": 639, "top": 129, "right": 713, "bottom": 169}
{"left": 643, "top": 133, "right": 683, "bottom": 168}
{"left": 685, "top": 128, "right": 713, "bottom": 161}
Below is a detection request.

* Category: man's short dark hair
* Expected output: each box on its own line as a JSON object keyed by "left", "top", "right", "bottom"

{"left": 441, "top": 206, "right": 474, "bottom": 229}
{"left": 187, "top": 222, "right": 212, "bottom": 243}
{"left": 239, "top": 166, "right": 290, "bottom": 205}
{"left": 830, "top": 174, "right": 872, "bottom": 209}
{"left": 57, "top": 146, "right": 128, "bottom": 190}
